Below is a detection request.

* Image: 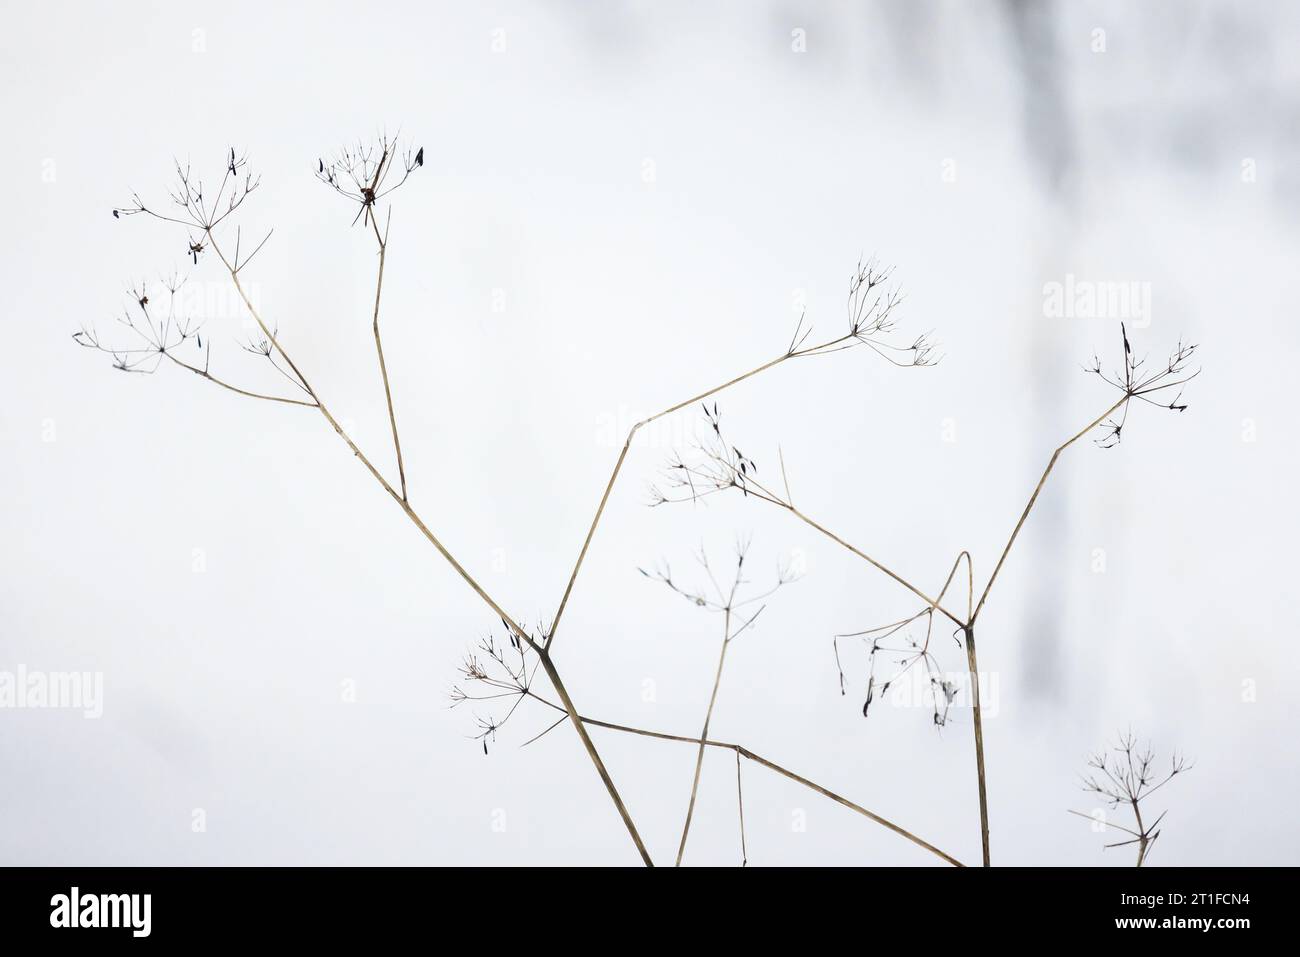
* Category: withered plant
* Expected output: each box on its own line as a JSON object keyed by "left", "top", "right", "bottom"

{"left": 79, "top": 132, "right": 1198, "bottom": 867}
{"left": 649, "top": 324, "right": 1196, "bottom": 866}
{"left": 640, "top": 538, "right": 797, "bottom": 865}
{"left": 1071, "top": 731, "right": 1192, "bottom": 867}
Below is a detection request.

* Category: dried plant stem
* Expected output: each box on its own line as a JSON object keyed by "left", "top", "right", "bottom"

{"left": 962, "top": 397, "right": 1126, "bottom": 865}
{"left": 664, "top": 450, "right": 967, "bottom": 629}
{"left": 973, "top": 396, "right": 1128, "bottom": 622}
{"left": 735, "top": 751, "right": 748, "bottom": 867}
{"left": 101, "top": 152, "right": 1198, "bottom": 869}
{"left": 744, "top": 398, "right": 1135, "bottom": 867}
{"left": 572, "top": 712, "right": 963, "bottom": 866}
{"left": 676, "top": 608, "right": 733, "bottom": 866}
{"left": 786, "top": 506, "right": 965, "bottom": 627}
{"left": 963, "top": 625, "right": 990, "bottom": 867}
{"left": 939, "top": 552, "right": 988, "bottom": 866}
{"left": 547, "top": 334, "right": 855, "bottom": 651}
{"left": 1133, "top": 800, "right": 1150, "bottom": 867}
{"left": 208, "top": 235, "right": 654, "bottom": 867}
{"left": 163, "top": 352, "right": 318, "bottom": 407}
{"left": 369, "top": 212, "right": 407, "bottom": 501}
{"left": 534, "top": 651, "right": 652, "bottom": 865}
{"left": 1072, "top": 730, "right": 1188, "bottom": 866}
{"left": 940, "top": 550, "right": 974, "bottom": 620}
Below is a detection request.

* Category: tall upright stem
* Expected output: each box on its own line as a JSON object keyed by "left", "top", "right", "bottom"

{"left": 959, "top": 397, "right": 1129, "bottom": 867}
{"left": 370, "top": 215, "right": 407, "bottom": 501}
{"left": 676, "top": 609, "right": 732, "bottom": 866}
{"left": 1132, "top": 800, "right": 1149, "bottom": 867}
{"left": 964, "top": 625, "right": 990, "bottom": 866}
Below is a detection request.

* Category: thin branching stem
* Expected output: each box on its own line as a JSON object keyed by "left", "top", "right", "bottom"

{"left": 571, "top": 712, "right": 963, "bottom": 866}
{"left": 641, "top": 542, "right": 786, "bottom": 865}
{"left": 788, "top": 505, "right": 966, "bottom": 627}
{"left": 1133, "top": 799, "right": 1150, "bottom": 867}
{"left": 676, "top": 605, "right": 733, "bottom": 866}
{"left": 963, "top": 624, "right": 990, "bottom": 866}
{"left": 163, "top": 352, "right": 317, "bottom": 407}
{"left": 97, "top": 151, "right": 1199, "bottom": 869}
{"left": 546, "top": 332, "right": 869, "bottom": 652}
{"left": 205, "top": 232, "right": 655, "bottom": 867}
{"left": 548, "top": 306, "right": 925, "bottom": 657}
{"left": 974, "top": 396, "right": 1129, "bottom": 622}
{"left": 369, "top": 209, "right": 408, "bottom": 501}
{"left": 735, "top": 750, "right": 748, "bottom": 867}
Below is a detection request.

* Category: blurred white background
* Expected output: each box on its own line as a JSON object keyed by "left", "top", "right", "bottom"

{"left": 1, "top": 0, "right": 1296, "bottom": 865}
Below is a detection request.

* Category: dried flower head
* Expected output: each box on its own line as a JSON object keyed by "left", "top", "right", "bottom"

{"left": 316, "top": 133, "right": 423, "bottom": 228}
{"left": 1071, "top": 730, "right": 1192, "bottom": 866}
{"left": 784, "top": 257, "right": 937, "bottom": 365}
{"left": 72, "top": 272, "right": 313, "bottom": 406}
{"left": 114, "top": 150, "right": 262, "bottom": 252}
{"left": 1087, "top": 323, "right": 1200, "bottom": 448}
{"left": 648, "top": 404, "right": 785, "bottom": 509}
{"left": 639, "top": 536, "right": 799, "bottom": 618}
{"left": 835, "top": 606, "right": 965, "bottom": 728}
{"left": 447, "top": 623, "right": 549, "bottom": 754}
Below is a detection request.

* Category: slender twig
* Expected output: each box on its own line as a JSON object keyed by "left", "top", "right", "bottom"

{"left": 547, "top": 343, "right": 835, "bottom": 651}
{"left": 963, "top": 624, "right": 990, "bottom": 866}
{"left": 1067, "top": 808, "right": 1142, "bottom": 839}
{"left": 163, "top": 352, "right": 317, "bottom": 407}
{"left": 521, "top": 690, "right": 961, "bottom": 864}
{"left": 109, "top": 151, "right": 654, "bottom": 865}
{"left": 204, "top": 232, "right": 655, "bottom": 867}
{"left": 790, "top": 505, "right": 965, "bottom": 627}
{"left": 735, "top": 750, "right": 748, "bottom": 867}
{"left": 455, "top": 578, "right": 959, "bottom": 866}
{"left": 973, "top": 396, "right": 1128, "bottom": 621}
{"left": 653, "top": 414, "right": 965, "bottom": 627}
{"left": 644, "top": 542, "right": 784, "bottom": 866}
{"left": 1133, "top": 799, "right": 1150, "bottom": 867}
{"left": 548, "top": 273, "right": 929, "bottom": 653}
{"left": 657, "top": 330, "right": 1190, "bottom": 869}
{"left": 677, "top": 605, "right": 733, "bottom": 866}
{"left": 575, "top": 713, "right": 963, "bottom": 866}
{"left": 370, "top": 208, "right": 407, "bottom": 501}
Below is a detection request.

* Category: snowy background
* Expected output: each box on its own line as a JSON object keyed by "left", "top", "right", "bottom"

{"left": 1, "top": 0, "right": 1296, "bottom": 865}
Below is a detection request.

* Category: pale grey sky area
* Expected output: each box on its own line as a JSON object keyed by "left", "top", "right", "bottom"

{"left": 1, "top": 1, "right": 1296, "bottom": 866}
